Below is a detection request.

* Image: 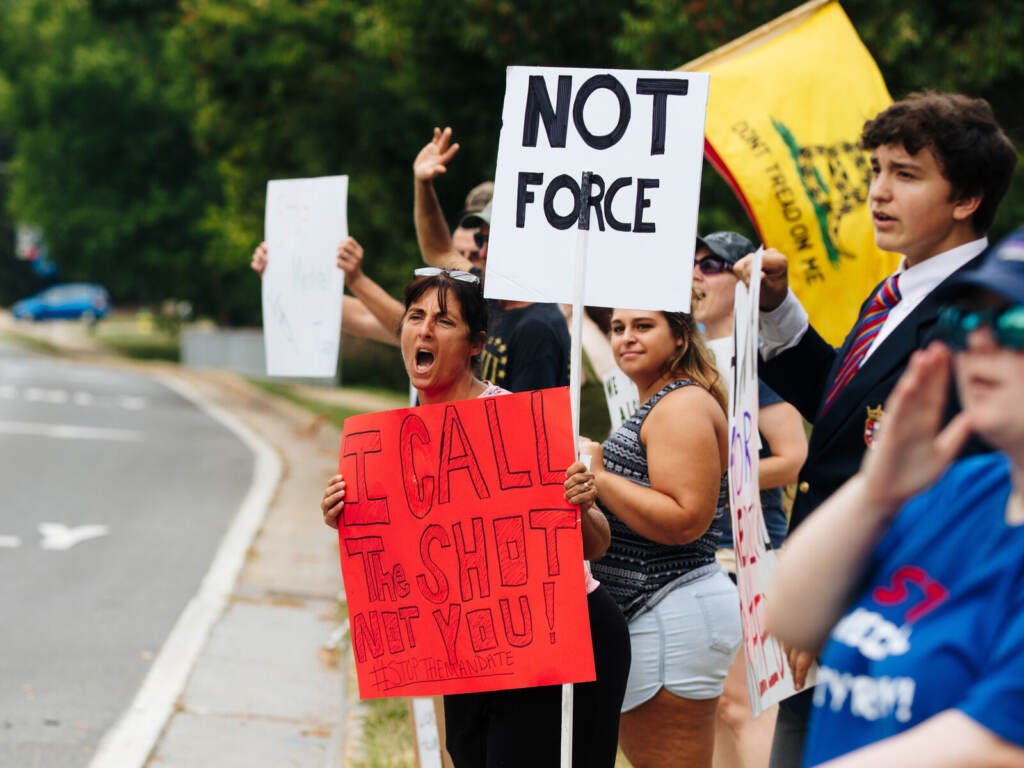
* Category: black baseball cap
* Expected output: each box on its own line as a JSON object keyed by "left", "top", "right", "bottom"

{"left": 695, "top": 231, "right": 756, "bottom": 265}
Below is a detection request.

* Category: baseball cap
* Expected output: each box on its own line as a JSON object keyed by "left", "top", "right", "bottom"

{"left": 695, "top": 231, "right": 756, "bottom": 265}
{"left": 938, "top": 226, "right": 1024, "bottom": 305}
{"left": 463, "top": 181, "right": 494, "bottom": 213}
{"left": 460, "top": 201, "right": 492, "bottom": 229}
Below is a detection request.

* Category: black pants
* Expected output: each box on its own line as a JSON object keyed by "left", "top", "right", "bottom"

{"left": 768, "top": 688, "right": 812, "bottom": 768}
{"left": 444, "top": 585, "right": 631, "bottom": 767}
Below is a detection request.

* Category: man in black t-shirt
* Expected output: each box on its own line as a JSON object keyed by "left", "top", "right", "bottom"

{"left": 413, "top": 129, "right": 569, "bottom": 392}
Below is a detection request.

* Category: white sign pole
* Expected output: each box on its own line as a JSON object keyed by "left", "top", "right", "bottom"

{"left": 562, "top": 178, "right": 594, "bottom": 768}
{"left": 569, "top": 228, "right": 588, "bottom": 444}
{"left": 411, "top": 697, "right": 444, "bottom": 768}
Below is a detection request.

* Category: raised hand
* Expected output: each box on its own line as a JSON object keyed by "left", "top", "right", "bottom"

{"left": 860, "top": 342, "right": 972, "bottom": 512}
{"left": 336, "top": 236, "right": 366, "bottom": 286}
{"left": 412, "top": 126, "right": 460, "bottom": 182}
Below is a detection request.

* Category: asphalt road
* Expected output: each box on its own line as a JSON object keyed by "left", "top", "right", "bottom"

{"left": 0, "top": 341, "right": 256, "bottom": 767}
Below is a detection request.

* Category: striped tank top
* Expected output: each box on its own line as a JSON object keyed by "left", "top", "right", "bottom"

{"left": 590, "top": 379, "right": 723, "bottom": 620}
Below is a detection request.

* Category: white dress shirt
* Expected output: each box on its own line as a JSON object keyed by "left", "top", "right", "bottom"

{"left": 760, "top": 237, "right": 988, "bottom": 362}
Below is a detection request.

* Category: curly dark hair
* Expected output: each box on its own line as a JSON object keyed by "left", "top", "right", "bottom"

{"left": 862, "top": 92, "right": 1017, "bottom": 234}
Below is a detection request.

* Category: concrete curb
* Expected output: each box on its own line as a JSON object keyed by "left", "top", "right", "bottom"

{"left": 89, "top": 372, "right": 283, "bottom": 768}
{"left": 138, "top": 365, "right": 356, "bottom": 768}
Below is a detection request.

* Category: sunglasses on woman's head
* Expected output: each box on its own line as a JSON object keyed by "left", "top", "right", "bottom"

{"left": 413, "top": 266, "right": 480, "bottom": 284}
{"left": 937, "top": 304, "right": 1024, "bottom": 350}
{"left": 694, "top": 255, "right": 733, "bottom": 275}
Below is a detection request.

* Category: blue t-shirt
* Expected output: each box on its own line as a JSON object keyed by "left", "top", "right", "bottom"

{"left": 803, "top": 453, "right": 1024, "bottom": 766}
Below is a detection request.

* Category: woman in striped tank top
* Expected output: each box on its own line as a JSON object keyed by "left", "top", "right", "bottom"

{"left": 583, "top": 308, "right": 742, "bottom": 768}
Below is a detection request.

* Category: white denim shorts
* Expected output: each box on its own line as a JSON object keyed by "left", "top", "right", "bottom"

{"left": 621, "top": 568, "right": 742, "bottom": 711}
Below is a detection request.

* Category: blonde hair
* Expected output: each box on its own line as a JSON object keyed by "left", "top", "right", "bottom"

{"left": 661, "top": 311, "right": 728, "bottom": 415}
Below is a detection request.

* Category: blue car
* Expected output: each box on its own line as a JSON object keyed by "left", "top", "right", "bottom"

{"left": 11, "top": 283, "right": 111, "bottom": 322}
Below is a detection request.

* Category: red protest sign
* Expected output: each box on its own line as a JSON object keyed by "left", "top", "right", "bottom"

{"left": 337, "top": 387, "right": 595, "bottom": 699}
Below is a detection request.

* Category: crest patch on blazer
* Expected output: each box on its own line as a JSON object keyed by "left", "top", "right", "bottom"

{"left": 864, "top": 405, "right": 885, "bottom": 447}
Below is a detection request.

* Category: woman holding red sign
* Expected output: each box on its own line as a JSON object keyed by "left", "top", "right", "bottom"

{"left": 321, "top": 267, "right": 630, "bottom": 767}
{"left": 581, "top": 308, "right": 742, "bottom": 768}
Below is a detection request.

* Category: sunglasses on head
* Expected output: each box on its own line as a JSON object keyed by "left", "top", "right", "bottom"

{"left": 937, "top": 304, "right": 1024, "bottom": 350}
{"left": 694, "top": 255, "right": 733, "bottom": 275}
{"left": 473, "top": 232, "right": 489, "bottom": 249}
{"left": 413, "top": 266, "right": 480, "bottom": 284}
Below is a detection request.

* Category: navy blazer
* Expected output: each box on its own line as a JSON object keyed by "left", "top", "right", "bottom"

{"left": 761, "top": 251, "right": 989, "bottom": 532}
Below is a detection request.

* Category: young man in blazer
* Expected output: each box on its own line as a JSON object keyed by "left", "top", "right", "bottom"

{"left": 734, "top": 91, "right": 1017, "bottom": 768}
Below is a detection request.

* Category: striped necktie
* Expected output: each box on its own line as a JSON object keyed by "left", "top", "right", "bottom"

{"left": 822, "top": 274, "right": 901, "bottom": 412}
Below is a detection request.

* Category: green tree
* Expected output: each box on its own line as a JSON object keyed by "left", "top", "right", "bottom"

{"left": 173, "top": 0, "right": 650, "bottom": 314}
{"left": 0, "top": 0, "right": 212, "bottom": 310}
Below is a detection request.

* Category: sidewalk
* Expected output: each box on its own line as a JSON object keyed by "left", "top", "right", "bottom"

{"left": 140, "top": 365, "right": 357, "bottom": 768}
{"left": 1, "top": 315, "right": 404, "bottom": 767}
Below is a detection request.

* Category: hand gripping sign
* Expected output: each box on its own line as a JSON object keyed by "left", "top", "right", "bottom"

{"left": 336, "top": 387, "right": 595, "bottom": 699}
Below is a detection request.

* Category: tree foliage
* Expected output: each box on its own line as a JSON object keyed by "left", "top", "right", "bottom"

{"left": 0, "top": 0, "right": 1022, "bottom": 319}
{"left": 0, "top": 0, "right": 211, "bottom": 307}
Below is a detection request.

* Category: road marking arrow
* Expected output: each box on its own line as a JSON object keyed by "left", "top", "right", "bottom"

{"left": 39, "top": 523, "right": 110, "bottom": 550}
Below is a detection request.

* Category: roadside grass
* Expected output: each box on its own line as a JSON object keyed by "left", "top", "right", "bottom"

{"left": 247, "top": 379, "right": 364, "bottom": 428}
{"left": 352, "top": 697, "right": 417, "bottom": 768}
{"left": 0, "top": 314, "right": 180, "bottom": 361}
{"left": 96, "top": 330, "right": 180, "bottom": 361}
{"left": 93, "top": 314, "right": 180, "bottom": 360}
{"left": 0, "top": 329, "right": 63, "bottom": 355}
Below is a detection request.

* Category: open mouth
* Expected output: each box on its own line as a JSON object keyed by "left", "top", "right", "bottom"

{"left": 415, "top": 349, "right": 435, "bottom": 372}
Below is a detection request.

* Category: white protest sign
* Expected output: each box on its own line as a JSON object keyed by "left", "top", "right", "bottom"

{"left": 262, "top": 175, "right": 347, "bottom": 377}
{"left": 602, "top": 368, "right": 640, "bottom": 433}
{"left": 485, "top": 66, "right": 708, "bottom": 311}
{"left": 728, "top": 249, "right": 813, "bottom": 716}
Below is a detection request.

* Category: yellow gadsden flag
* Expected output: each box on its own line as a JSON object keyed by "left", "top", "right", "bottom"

{"left": 685, "top": 0, "right": 901, "bottom": 345}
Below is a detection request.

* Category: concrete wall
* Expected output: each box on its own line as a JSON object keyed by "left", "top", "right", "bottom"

{"left": 182, "top": 328, "right": 337, "bottom": 384}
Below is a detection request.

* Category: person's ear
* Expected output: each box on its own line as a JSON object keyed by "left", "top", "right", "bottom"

{"left": 952, "top": 194, "right": 982, "bottom": 222}
{"left": 470, "top": 332, "right": 485, "bottom": 356}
